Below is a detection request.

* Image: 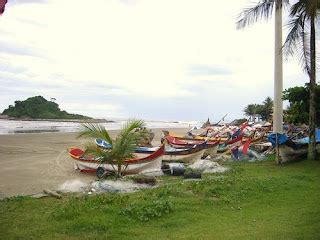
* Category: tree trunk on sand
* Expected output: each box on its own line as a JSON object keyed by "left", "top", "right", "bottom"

{"left": 308, "top": 17, "right": 317, "bottom": 161}
{"left": 274, "top": 3, "right": 283, "bottom": 164}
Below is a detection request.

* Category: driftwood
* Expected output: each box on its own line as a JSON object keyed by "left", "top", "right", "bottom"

{"left": 132, "top": 176, "right": 157, "bottom": 185}
{"left": 31, "top": 193, "right": 49, "bottom": 199}
{"left": 43, "top": 189, "right": 62, "bottom": 199}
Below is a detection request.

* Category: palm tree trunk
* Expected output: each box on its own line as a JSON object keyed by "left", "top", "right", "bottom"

{"left": 308, "top": 16, "right": 317, "bottom": 160}
{"left": 274, "top": 2, "right": 283, "bottom": 164}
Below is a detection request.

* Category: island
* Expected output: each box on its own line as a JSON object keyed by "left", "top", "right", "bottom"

{"left": 1, "top": 96, "right": 111, "bottom": 123}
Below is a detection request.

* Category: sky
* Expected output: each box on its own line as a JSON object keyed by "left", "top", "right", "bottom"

{"left": 0, "top": 0, "right": 314, "bottom": 122}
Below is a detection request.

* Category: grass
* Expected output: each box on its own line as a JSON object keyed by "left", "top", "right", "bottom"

{"left": 1, "top": 158, "right": 320, "bottom": 239}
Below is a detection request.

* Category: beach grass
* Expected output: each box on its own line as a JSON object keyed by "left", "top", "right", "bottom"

{"left": 1, "top": 158, "right": 320, "bottom": 239}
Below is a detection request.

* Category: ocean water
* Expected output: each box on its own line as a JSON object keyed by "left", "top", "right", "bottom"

{"left": 0, "top": 119, "right": 199, "bottom": 135}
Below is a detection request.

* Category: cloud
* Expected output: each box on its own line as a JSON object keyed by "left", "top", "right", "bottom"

{"left": 188, "top": 65, "right": 232, "bottom": 76}
{"left": 0, "top": 41, "right": 44, "bottom": 58}
{"left": 0, "top": 0, "right": 314, "bottom": 121}
{"left": 0, "top": 63, "right": 27, "bottom": 74}
{"left": 15, "top": 18, "right": 47, "bottom": 27}
{"left": 118, "top": 0, "right": 138, "bottom": 6}
{"left": 7, "top": 0, "right": 48, "bottom": 5}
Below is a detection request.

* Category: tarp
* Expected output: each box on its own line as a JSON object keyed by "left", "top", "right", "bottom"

{"left": 294, "top": 129, "right": 320, "bottom": 144}
{"left": 267, "top": 133, "right": 289, "bottom": 147}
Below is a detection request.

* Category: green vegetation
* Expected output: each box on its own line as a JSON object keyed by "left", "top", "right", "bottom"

{"left": 243, "top": 97, "right": 273, "bottom": 122}
{"left": 78, "top": 120, "right": 148, "bottom": 177}
{"left": 1, "top": 159, "right": 320, "bottom": 239}
{"left": 2, "top": 96, "right": 91, "bottom": 119}
{"left": 283, "top": 84, "right": 320, "bottom": 125}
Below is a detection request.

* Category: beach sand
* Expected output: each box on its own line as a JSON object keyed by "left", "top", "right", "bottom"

{"left": 0, "top": 128, "right": 188, "bottom": 198}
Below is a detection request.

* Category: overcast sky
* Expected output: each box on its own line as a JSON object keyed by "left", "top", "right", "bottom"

{"left": 0, "top": 0, "right": 313, "bottom": 122}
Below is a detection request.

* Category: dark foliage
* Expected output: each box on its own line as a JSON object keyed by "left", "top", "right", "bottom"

{"left": 2, "top": 96, "right": 90, "bottom": 119}
{"left": 283, "top": 84, "right": 320, "bottom": 126}
{"left": 243, "top": 97, "right": 273, "bottom": 121}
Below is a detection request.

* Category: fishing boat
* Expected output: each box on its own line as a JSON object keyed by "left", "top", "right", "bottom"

{"left": 218, "top": 133, "right": 244, "bottom": 153}
{"left": 268, "top": 130, "right": 320, "bottom": 163}
{"left": 162, "top": 142, "right": 207, "bottom": 163}
{"left": 162, "top": 130, "right": 227, "bottom": 142}
{"left": 165, "top": 135, "right": 220, "bottom": 158}
{"left": 95, "top": 138, "right": 207, "bottom": 163}
{"left": 278, "top": 141, "right": 320, "bottom": 163}
{"left": 68, "top": 144, "right": 165, "bottom": 175}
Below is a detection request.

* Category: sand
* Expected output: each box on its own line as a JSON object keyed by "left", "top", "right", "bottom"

{"left": 0, "top": 128, "right": 189, "bottom": 198}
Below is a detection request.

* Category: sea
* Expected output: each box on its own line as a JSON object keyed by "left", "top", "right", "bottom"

{"left": 0, "top": 119, "right": 200, "bottom": 135}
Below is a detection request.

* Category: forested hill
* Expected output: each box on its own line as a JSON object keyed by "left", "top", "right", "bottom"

{"left": 2, "top": 96, "right": 91, "bottom": 120}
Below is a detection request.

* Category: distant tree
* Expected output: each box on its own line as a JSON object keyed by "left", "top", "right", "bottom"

{"left": 244, "top": 104, "right": 256, "bottom": 121}
{"left": 243, "top": 97, "right": 273, "bottom": 122}
{"left": 261, "top": 97, "right": 273, "bottom": 121}
{"left": 283, "top": 84, "right": 320, "bottom": 126}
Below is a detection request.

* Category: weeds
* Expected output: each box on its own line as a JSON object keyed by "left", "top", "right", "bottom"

{"left": 121, "top": 198, "right": 173, "bottom": 222}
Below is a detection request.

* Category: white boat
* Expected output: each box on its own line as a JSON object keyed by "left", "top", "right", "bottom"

{"left": 68, "top": 145, "right": 165, "bottom": 175}
{"left": 95, "top": 138, "right": 207, "bottom": 163}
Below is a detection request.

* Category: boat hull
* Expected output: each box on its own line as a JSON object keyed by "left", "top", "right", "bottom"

{"left": 162, "top": 149, "right": 206, "bottom": 163}
{"left": 279, "top": 143, "right": 320, "bottom": 163}
{"left": 69, "top": 145, "right": 165, "bottom": 175}
{"left": 74, "top": 156, "right": 163, "bottom": 175}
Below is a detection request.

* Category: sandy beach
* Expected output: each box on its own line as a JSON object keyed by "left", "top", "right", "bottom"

{"left": 0, "top": 128, "right": 189, "bottom": 198}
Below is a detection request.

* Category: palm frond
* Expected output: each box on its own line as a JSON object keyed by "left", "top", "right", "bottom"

{"left": 83, "top": 142, "right": 114, "bottom": 163}
{"left": 236, "top": 0, "right": 290, "bottom": 29}
{"left": 77, "top": 119, "right": 150, "bottom": 176}
{"left": 290, "top": 0, "right": 307, "bottom": 17}
{"left": 283, "top": 4, "right": 311, "bottom": 75}
{"left": 237, "top": 0, "right": 276, "bottom": 29}
{"left": 112, "top": 119, "right": 147, "bottom": 162}
{"left": 78, "top": 123, "right": 113, "bottom": 145}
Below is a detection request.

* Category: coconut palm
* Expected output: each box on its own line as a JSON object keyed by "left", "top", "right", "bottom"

{"left": 244, "top": 104, "right": 256, "bottom": 121}
{"left": 262, "top": 96, "right": 274, "bottom": 121}
{"left": 283, "top": 0, "right": 320, "bottom": 160}
{"left": 237, "top": 0, "right": 289, "bottom": 136}
{"left": 78, "top": 119, "right": 149, "bottom": 177}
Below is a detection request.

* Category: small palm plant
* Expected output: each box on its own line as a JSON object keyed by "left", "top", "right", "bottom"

{"left": 78, "top": 119, "right": 149, "bottom": 177}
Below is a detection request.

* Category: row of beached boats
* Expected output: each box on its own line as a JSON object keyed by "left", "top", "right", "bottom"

{"left": 68, "top": 120, "right": 320, "bottom": 175}
{"left": 68, "top": 123, "right": 250, "bottom": 175}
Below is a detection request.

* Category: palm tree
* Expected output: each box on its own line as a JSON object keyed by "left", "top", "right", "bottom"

{"left": 283, "top": 0, "right": 319, "bottom": 160}
{"left": 78, "top": 119, "right": 149, "bottom": 177}
{"left": 244, "top": 104, "right": 256, "bottom": 121}
{"left": 262, "top": 96, "right": 274, "bottom": 121}
{"left": 237, "top": 0, "right": 289, "bottom": 136}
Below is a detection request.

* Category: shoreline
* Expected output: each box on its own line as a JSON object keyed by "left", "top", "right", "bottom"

{"left": 0, "top": 126, "right": 191, "bottom": 136}
{"left": 0, "top": 128, "right": 189, "bottom": 198}
{"left": 0, "top": 117, "right": 112, "bottom": 123}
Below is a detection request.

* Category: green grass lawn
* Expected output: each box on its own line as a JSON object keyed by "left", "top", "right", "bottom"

{"left": 1, "top": 158, "right": 320, "bottom": 239}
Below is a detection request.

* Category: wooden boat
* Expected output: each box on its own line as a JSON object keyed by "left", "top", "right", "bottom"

{"left": 95, "top": 138, "right": 206, "bottom": 163}
{"left": 217, "top": 134, "right": 243, "bottom": 153}
{"left": 162, "top": 130, "right": 227, "bottom": 142}
{"left": 136, "top": 143, "right": 207, "bottom": 163}
{"left": 278, "top": 142, "right": 320, "bottom": 163}
{"left": 68, "top": 145, "right": 165, "bottom": 175}
{"left": 245, "top": 125, "right": 272, "bottom": 144}
{"left": 268, "top": 131, "right": 320, "bottom": 163}
{"left": 165, "top": 135, "right": 220, "bottom": 158}
{"left": 162, "top": 143, "right": 207, "bottom": 163}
